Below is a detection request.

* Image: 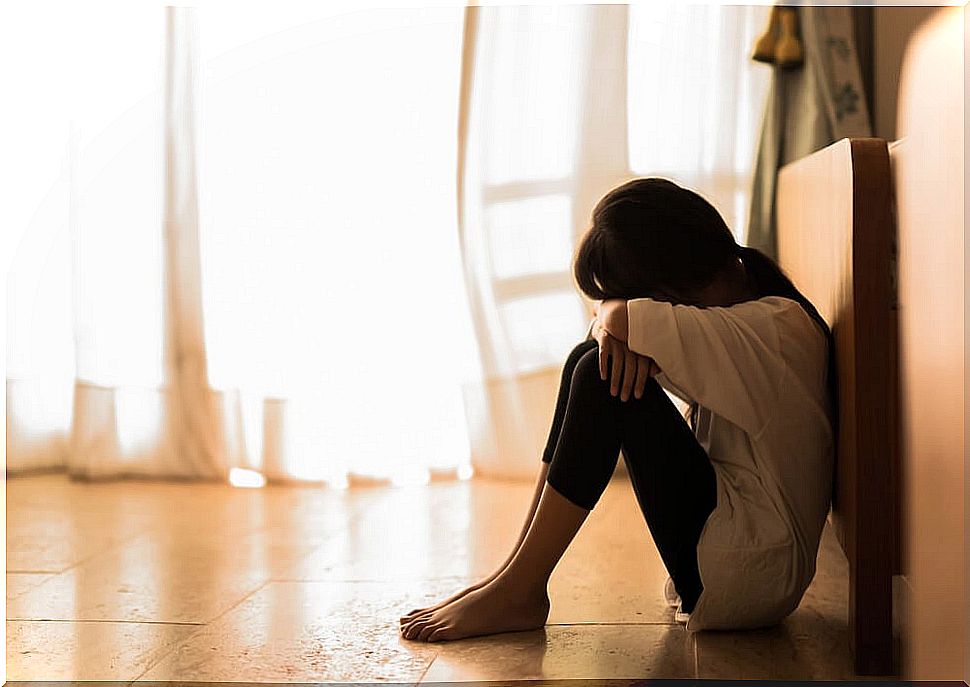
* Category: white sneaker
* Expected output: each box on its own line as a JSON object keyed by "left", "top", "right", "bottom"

{"left": 663, "top": 576, "right": 681, "bottom": 608}
{"left": 674, "top": 604, "right": 691, "bottom": 624}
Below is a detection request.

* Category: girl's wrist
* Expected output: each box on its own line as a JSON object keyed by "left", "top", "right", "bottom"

{"left": 602, "top": 300, "right": 629, "bottom": 341}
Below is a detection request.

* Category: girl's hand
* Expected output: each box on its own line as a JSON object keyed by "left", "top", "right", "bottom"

{"left": 597, "top": 299, "right": 629, "bottom": 342}
{"left": 592, "top": 321, "right": 659, "bottom": 401}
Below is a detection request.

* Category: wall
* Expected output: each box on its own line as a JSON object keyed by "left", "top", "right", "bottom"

{"left": 873, "top": 6, "right": 939, "bottom": 140}
{"left": 876, "top": 9, "right": 967, "bottom": 680}
{"left": 965, "top": 9, "right": 969, "bottom": 685}
{"left": 890, "top": 6, "right": 966, "bottom": 680}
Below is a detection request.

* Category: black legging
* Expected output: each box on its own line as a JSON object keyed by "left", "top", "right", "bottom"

{"left": 541, "top": 338, "right": 718, "bottom": 613}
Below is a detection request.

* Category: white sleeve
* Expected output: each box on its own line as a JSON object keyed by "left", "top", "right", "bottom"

{"left": 626, "top": 297, "right": 789, "bottom": 437}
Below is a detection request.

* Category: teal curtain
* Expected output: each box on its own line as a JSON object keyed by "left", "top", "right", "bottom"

{"left": 746, "top": 6, "right": 872, "bottom": 258}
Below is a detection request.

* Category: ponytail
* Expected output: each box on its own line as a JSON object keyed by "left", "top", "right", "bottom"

{"left": 684, "top": 245, "right": 838, "bottom": 437}
{"left": 736, "top": 245, "right": 827, "bottom": 338}
{"left": 736, "top": 244, "right": 839, "bottom": 439}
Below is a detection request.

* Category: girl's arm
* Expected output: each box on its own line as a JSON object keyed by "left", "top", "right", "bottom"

{"left": 595, "top": 300, "right": 656, "bottom": 401}
{"left": 621, "top": 296, "right": 795, "bottom": 436}
{"left": 598, "top": 299, "right": 629, "bottom": 341}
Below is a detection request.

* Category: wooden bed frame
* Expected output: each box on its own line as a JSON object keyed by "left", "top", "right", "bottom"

{"left": 776, "top": 137, "right": 899, "bottom": 676}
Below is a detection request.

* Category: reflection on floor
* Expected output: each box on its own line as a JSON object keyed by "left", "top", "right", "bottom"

{"left": 7, "top": 472, "right": 891, "bottom": 682}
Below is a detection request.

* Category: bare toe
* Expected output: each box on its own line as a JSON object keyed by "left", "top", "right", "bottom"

{"left": 406, "top": 608, "right": 433, "bottom": 624}
{"left": 403, "top": 605, "right": 431, "bottom": 619}
{"left": 400, "top": 610, "right": 425, "bottom": 625}
{"left": 403, "top": 613, "right": 431, "bottom": 636}
{"left": 404, "top": 616, "right": 433, "bottom": 640}
{"left": 428, "top": 625, "right": 451, "bottom": 642}
{"left": 417, "top": 619, "right": 441, "bottom": 642}
{"left": 416, "top": 579, "right": 550, "bottom": 641}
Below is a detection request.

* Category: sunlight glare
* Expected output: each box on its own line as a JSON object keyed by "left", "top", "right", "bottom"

{"left": 229, "top": 467, "right": 266, "bottom": 488}
{"left": 390, "top": 469, "right": 432, "bottom": 488}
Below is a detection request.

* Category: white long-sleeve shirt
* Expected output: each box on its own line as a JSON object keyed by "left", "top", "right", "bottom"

{"left": 625, "top": 295, "right": 834, "bottom": 631}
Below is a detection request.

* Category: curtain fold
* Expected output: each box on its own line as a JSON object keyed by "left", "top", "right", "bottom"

{"left": 745, "top": 6, "right": 872, "bottom": 258}
{"left": 7, "top": 4, "right": 474, "bottom": 485}
{"left": 8, "top": 4, "right": 775, "bottom": 484}
{"left": 456, "top": 5, "right": 771, "bottom": 479}
{"left": 160, "top": 7, "right": 226, "bottom": 479}
{"left": 456, "top": 5, "right": 614, "bottom": 480}
{"left": 7, "top": 2, "right": 165, "bottom": 477}
{"left": 67, "top": 7, "right": 222, "bottom": 480}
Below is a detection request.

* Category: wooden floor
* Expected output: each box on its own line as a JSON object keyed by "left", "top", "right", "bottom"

{"left": 6, "top": 471, "right": 883, "bottom": 682}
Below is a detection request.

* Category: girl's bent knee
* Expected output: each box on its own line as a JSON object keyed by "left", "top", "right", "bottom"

{"left": 566, "top": 338, "right": 599, "bottom": 365}
{"left": 570, "top": 348, "right": 609, "bottom": 390}
{"left": 546, "top": 471, "right": 598, "bottom": 511}
{"left": 571, "top": 347, "right": 672, "bottom": 406}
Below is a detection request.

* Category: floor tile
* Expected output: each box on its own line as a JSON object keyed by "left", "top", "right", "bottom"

{"left": 693, "top": 627, "right": 775, "bottom": 679}
{"left": 5, "top": 472, "right": 869, "bottom": 682}
{"left": 420, "top": 623, "right": 695, "bottom": 682}
{"left": 693, "top": 588, "right": 854, "bottom": 680}
{"left": 7, "top": 530, "right": 315, "bottom": 623}
{"left": 6, "top": 573, "right": 56, "bottom": 602}
{"left": 548, "top": 483, "right": 672, "bottom": 625}
{"left": 7, "top": 505, "right": 150, "bottom": 572}
{"left": 7, "top": 619, "right": 197, "bottom": 681}
{"left": 276, "top": 481, "right": 533, "bottom": 582}
{"left": 139, "top": 580, "right": 457, "bottom": 683}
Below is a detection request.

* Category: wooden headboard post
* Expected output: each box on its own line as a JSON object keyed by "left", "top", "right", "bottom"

{"left": 776, "top": 137, "right": 898, "bottom": 676}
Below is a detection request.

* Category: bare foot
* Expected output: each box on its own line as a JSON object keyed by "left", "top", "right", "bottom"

{"left": 399, "top": 578, "right": 490, "bottom": 627}
{"left": 400, "top": 576, "right": 549, "bottom": 642}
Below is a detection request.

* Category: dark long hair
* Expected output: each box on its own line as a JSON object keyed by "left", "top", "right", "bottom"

{"left": 573, "top": 177, "right": 836, "bottom": 432}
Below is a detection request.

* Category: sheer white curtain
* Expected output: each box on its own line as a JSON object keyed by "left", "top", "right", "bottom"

{"left": 194, "top": 4, "right": 476, "bottom": 485}
{"left": 6, "top": 2, "right": 477, "bottom": 485}
{"left": 7, "top": 2, "right": 770, "bottom": 484}
{"left": 6, "top": 2, "right": 165, "bottom": 475}
{"left": 627, "top": 4, "right": 771, "bottom": 238}
{"left": 458, "top": 4, "right": 771, "bottom": 479}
